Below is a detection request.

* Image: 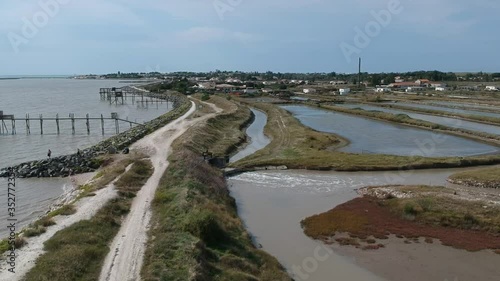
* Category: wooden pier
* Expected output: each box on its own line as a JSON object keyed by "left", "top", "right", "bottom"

{"left": 1, "top": 86, "right": 174, "bottom": 136}
{"left": 99, "top": 86, "right": 174, "bottom": 105}
{"left": 0, "top": 111, "right": 142, "bottom": 136}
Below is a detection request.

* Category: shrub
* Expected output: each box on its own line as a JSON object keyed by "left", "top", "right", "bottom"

{"left": 183, "top": 210, "right": 226, "bottom": 245}
{"left": 24, "top": 226, "right": 47, "bottom": 237}
{"left": 417, "top": 198, "right": 433, "bottom": 212}
{"left": 14, "top": 237, "right": 27, "bottom": 249}
{"left": 403, "top": 203, "right": 419, "bottom": 216}
{"left": 50, "top": 205, "right": 77, "bottom": 217}
{"left": 36, "top": 217, "right": 56, "bottom": 228}
{"left": 201, "top": 93, "right": 210, "bottom": 101}
{"left": 463, "top": 213, "right": 479, "bottom": 226}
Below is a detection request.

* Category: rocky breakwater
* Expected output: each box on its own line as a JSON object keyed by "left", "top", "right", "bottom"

{"left": 0, "top": 93, "right": 190, "bottom": 178}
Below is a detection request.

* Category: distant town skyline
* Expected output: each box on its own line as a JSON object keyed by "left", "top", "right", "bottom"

{"left": 1, "top": 0, "right": 499, "bottom": 75}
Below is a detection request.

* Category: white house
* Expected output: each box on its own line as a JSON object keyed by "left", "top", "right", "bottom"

{"left": 330, "top": 80, "right": 347, "bottom": 85}
{"left": 406, "top": 87, "right": 425, "bottom": 93}
{"left": 415, "top": 79, "right": 431, "bottom": 86}
{"left": 303, "top": 88, "right": 317, "bottom": 94}
{"left": 196, "top": 82, "right": 215, "bottom": 90}
{"left": 225, "top": 78, "right": 242, "bottom": 84}
{"left": 376, "top": 88, "right": 391, "bottom": 93}
{"left": 243, "top": 88, "right": 259, "bottom": 95}
{"left": 430, "top": 82, "right": 447, "bottom": 88}
{"left": 339, "top": 88, "right": 351, "bottom": 95}
{"left": 486, "top": 86, "right": 499, "bottom": 91}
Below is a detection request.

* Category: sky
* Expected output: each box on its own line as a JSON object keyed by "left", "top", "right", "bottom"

{"left": 0, "top": 0, "right": 499, "bottom": 75}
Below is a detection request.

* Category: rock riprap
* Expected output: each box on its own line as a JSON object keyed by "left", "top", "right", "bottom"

{"left": 0, "top": 93, "right": 190, "bottom": 178}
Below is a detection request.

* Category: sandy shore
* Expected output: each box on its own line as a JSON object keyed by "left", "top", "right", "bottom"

{"left": 331, "top": 235, "right": 500, "bottom": 281}
{"left": 0, "top": 168, "right": 125, "bottom": 281}
{"left": 70, "top": 172, "right": 96, "bottom": 188}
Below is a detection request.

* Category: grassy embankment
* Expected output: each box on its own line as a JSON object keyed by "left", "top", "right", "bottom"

{"left": 302, "top": 185, "right": 500, "bottom": 253}
{"left": 423, "top": 102, "right": 500, "bottom": 114}
{"left": 372, "top": 102, "right": 500, "bottom": 126}
{"left": 184, "top": 95, "right": 254, "bottom": 156}
{"left": 23, "top": 158, "right": 154, "bottom": 281}
{"left": 319, "top": 103, "right": 500, "bottom": 145}
{"left": 141, "top": 96, "right": 291, "bottom": 281}
{"left": 448, "top": 166, "right": 500, "bottom": 189}
{"left": 231, "top": 100, "right": 500, "bottom": 171}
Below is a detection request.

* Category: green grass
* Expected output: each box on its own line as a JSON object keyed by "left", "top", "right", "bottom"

{"left": 48, "top": 204, "right": 77, "bottom": 217}
{"left": 183, "top": 95, "right": 254, "bottom": 157}
{"left": 24, "top": 158, "right": 154, "bottom": 281}
{"left": 142, "top": 149, "right": 291, "bottom": 281}
{"left": 449, "top": 166, "right": 500, "bottom": 188}
{"left": 141, "top": 97, "right": 291, "bottom": 280}
{"left": 382, "top": 186, "right": 500, "bottom": 233}
{"left": 231, "top": 100, "right": 500, "bottom": 171}
{"left": 115, "top": 159, "right": 154, "bottom": 195}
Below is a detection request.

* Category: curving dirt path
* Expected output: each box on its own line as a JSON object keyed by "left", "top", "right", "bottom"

{"left": 0, "top": 165, "right": 132, "bottom": 281}
{"left": 99, "top": 100, "right": 221, "bottom": 281}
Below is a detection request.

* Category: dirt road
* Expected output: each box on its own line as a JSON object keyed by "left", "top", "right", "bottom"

{"left": 99, "top": 100, "right": 220, "bottom": 281}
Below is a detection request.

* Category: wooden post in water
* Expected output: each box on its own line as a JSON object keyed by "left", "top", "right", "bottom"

{"left": 111, "top": 113, "right": 119, "bottom": 134}
{"left": 86, "top": 113, "right": 90, "bottom": 135}
{"left": 39, "top": 114, "right": 43, "bottom": 135}
{"left": 26, "top": 114, "right": 30, "bottom": 135}
{"left": 56, "top": 114, "right": 60, "bottom": 135}
{"left": 70, "top": 113, "right": 75, "bottom": 135}
{"left": 127, "top": 117, "right": 132, "bottom": 129}
{"left": 12, "top": 119, "right": 16, "bottom": 135}
{"left": 101, "top": 114, "right": 105, "bottom": 135}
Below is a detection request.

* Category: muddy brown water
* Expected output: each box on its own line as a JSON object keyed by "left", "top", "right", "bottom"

{"left": 227, "top": 168, "right": 478, "bottom": 281}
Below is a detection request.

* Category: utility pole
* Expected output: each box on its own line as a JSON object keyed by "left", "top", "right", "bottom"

{"left": 358, "top": 57, "right": 362, "bottom": 89}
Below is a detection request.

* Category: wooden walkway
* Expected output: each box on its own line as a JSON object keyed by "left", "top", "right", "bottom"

{"left": 0, "top": 112, "right": 142, "bottom": 135}
{"left": 0, "top": 86, "right": 174, "bottom": 135}
{"left": 99, "top": 86, "right": 173, "bottom": 105}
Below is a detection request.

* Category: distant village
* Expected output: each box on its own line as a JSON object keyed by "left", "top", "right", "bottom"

{"left": 72, "top": 71, "right": 500, "bottom": 98}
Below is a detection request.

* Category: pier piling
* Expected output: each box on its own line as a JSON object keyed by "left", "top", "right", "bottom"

{"left": 56, "top": 114, "right": 60, "bottom": 134}
{"left": 101, "top": 114, "right": 105, "bottom": 136}
{"left": 86, "top": 113, "right": 90, "bottom": 135}
{"left": 70, "top": 113, "right": 75, "bottom": 135}
{"left": 40, "top": 114, "right": 43, "bottom": 135}
{"left": 26, "top": 114, "right": 30, "bottom": 135}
